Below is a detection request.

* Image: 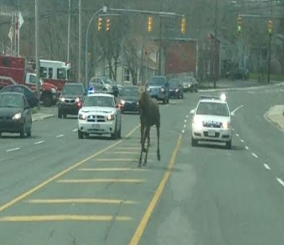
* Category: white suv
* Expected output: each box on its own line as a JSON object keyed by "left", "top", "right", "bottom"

{"left": 190, "top": 94, "right": 232, "bottom": 149}
{"left": 78, "top": 93, "right": 122, "bottom": 139}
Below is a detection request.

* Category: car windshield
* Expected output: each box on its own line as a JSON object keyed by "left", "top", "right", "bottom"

{"left": 84, "top": 96, "right": 115, "bottom": 108}
{"left": 62, "top": 85, "right": 83, "bottom": 95}
{"left": 196, "top": 102, "right": 229, "bottom": 117}
{"left": 121, "top": 88, "right": 139, "bottom": 97}
{"left": 148, "top": 77, "right": 166, "bottom": 86}
{"left": 0, "top": 94, "right": 23, "bottom": 108}
{"left": 169, "top": 80, "right": 180, "bottom": 88}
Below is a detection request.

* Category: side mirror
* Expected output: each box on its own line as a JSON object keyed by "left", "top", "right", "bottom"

{"left": 190, "top": 109, "right": 195, "bottom": 115}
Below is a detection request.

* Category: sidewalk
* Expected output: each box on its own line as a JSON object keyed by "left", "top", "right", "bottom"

{"left": 31, "top": 107, "right": 55, "bottom": 122}
{"left": 199, "top": 79, "right": 284, "bottom": 92}
{"left": 264, "top": 105, "right": 284, "bottom": 132}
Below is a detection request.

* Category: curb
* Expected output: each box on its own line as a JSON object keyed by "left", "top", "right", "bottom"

{"left": 32, "top": 114, "right": 55, "bottom": 122}
{"left": 263, "top": 111, "right": 284, "bottom": 133}
{"left": 199, "top": 82, "right": 284, "bottom": 93}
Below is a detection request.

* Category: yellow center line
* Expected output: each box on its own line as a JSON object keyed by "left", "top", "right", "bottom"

{"left": 25, "top": 198, "right": 138, "bottom": 205}
{"left": 0, "top": 215, "right": 132, "bottom": 222}
{"left": 57, "top": 179, "right": 145, "bottom": 184}
{"left": 129, "top": 134, "right": 183, "bottom": 245}
{"left": 0, "top": 124, "right": 141, "bottom": 213}
{"left": 78, "top": 168, "right": 148, "bottom": 172}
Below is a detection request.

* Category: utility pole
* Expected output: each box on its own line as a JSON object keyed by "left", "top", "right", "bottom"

{"left": 267, "top": 0, "right": 273, "bottom": 83}
{"left": 67, "top": 0, "right": 71, "bottom": 62}
{"left": 78, "top": 0, "right": 82, "bottom": 83}
{"left": 158, "top": 15, "right": 162, "bottom": 75}
{"left": 35, "top": 0, "right": 40, "bottom": 110}
{"left": 213, "top": 0, "right": 218, "bottom": 88}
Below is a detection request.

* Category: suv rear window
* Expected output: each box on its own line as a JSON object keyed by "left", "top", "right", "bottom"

{"left": 196, "top": 102, "right": 229, "bottom": 117}
{"left": 148, "top": 77, "right": 166, "bottom": 86}
{"left": 62, "top": 85, "right": 83, "bottom": 95}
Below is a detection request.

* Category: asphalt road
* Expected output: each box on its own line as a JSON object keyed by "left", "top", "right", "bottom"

{"left": 0, "top": 86, "right": 284, "bottom": 245}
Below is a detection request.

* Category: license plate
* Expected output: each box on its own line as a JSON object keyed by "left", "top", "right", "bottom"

{"left": 208, "top": 130, "right": 215, "bottom": 137}
{"left": 92, "top": 124, "right": 100, "bottom": 129}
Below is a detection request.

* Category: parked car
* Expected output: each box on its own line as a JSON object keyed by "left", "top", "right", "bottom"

{"left": 168, "top": 78, "right": 184, "bottom": 99}
{"left": 0, "top": 92, "right": 32, "bottom": 138}
{"left": 147, "top": 76, "right": 169, "bottom": 104}
{"left": 118, "top": 86, "right": 140, "bottom": 114}
{"left": 89, "top": 77, "right": 119, "bottom": 97}
{"left": 78, "top": 92, "right": 122, "bottom": 139}
{"left": 226, "top": 68, "right": 249, "bottom": 80}
{"left": 58, "top": 83, "right": 85, "bottom": 118}
{"left": 0, "top": 84, "right": 39, "bottom": 108}
{"left": 181, "top": 76, "right": 198, "bottom": 93}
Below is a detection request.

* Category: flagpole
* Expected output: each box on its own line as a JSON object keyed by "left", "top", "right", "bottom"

{"left": 18, "top": 12, "right": 20, "bottom": 56}
{"left": 14, "top": 11, "right": 17, "bottom": 56}
{"left": 11, "top": 12, "right": 13, "bottom": 54}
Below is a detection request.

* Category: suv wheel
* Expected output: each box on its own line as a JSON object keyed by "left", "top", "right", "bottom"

{"left": 111, "top": 124, "right": 118, "bottom": 140}
{"left": 58, "top": 109, "right": 62, "bottom": 118}
{"left": 78, "top": 129, "right": 84, "bottom": 139}
{"left": 20, "top": 123, "right": 26, "bottom": 138}
{"left": 191, "top": 137, "right": 198, "bottom": 147}
{"left": 27, "top": 126, "right": 32, "bottom": 137}
{"left": 226, "top": 140, "right": 232, "bottom": 149}
{"left": 117, "top": 123, "right": 122, "bottom": 139}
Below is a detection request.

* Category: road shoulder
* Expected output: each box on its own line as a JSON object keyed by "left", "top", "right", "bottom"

{"left": 264, "top": 105, "right": 284, "bottom": 132}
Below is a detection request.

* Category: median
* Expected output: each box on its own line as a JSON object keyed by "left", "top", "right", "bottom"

{"left": 31, "top": 108, "right": 55, "bottom": 122}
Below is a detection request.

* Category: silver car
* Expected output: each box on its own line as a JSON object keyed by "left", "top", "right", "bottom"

{"left": 190, "top": 95, "right": 232, "bottom": 149}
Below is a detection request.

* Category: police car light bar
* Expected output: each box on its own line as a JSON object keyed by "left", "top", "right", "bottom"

{"left": 200, "top": 93, "right": 226, "bottom": 101}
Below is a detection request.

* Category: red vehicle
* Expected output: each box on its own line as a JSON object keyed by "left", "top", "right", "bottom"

{"left": 39, "top": 59, "right": 71, "bottom": 92}
{"left": 0, "top": 56, "right": 58, "bottom": 106}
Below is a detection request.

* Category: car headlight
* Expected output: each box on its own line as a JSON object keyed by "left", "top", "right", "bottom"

{"left": 75, "top": 97, "right": 80, "bottom": 103}
{"left": 120, "top": 100, "right": 125, "bottom": 105}
{"left": 175, "top": 89, "right": 179, "bottom": 92}
{"left": 220, "top": 93, "right": 226, "bottom": 101}
{"left": 222, "top": 121, "right": 231, "bottom": 129}
{"left": 160, "top": 88, "right": 165, "bottom": 92}
{"left": 12, "top": 112, "right": 22, "bottom": 120}
{"left": 107, "top": 114, "right": 115, "bottom": 121}
{"left": 79, "top": 114, "right": 86, "bottom": 120}
{"left": 51, "top": 88, "right": 57, "bottom": 94}
{"left": 193, "top": 117, "right": 203, "bottom": 130}
{"left": 60, "top": 97, "right": 65, "bottom": 102}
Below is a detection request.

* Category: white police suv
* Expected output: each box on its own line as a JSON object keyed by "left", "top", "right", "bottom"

{"left": 78, "top": 92, "right": 122, "bottom": 140}
{"left": 190, "top": 94, "right": 232, "bottom": 149}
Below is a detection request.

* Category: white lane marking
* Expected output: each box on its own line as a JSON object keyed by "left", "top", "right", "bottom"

{"left": 6, "top": 148, "right": 20, "bottom": 153}
{"left": 73, "top": 129, "right": 78, "bottom": 132}
{"left": 251, "top": 153, "right": 258, "bottom": 158}
{"left": 236, "top": 134, "right": 239, "bottom": 137}
{"left": 248, "top": 91, "right": 255, "bottom": 94}
{"left": 240, "top": 139, "right": 244, "bottom": 143}
{"left": 245, "top": 146, "right": 249, "bottom": 150}
{"left": 183, "top": 125, "right": 186, "bottom": 128}
{"left": 263, "top": 164, "right": 271, "bottom": 170}
{"left": 231, "top": 105, "right": 244, "bottom": 116}
{"left": 232, "top": 128, "right": 235, "bottom": 131}
{"left": 186, "top": 115, "right": 189, "bottom": 118}
{"left": 34, "top": 141, "right": 44, "bottom": 145}
{"left": 182, "top": 130, "right": 185, "bottom": 134}
{"left": 280, "top": 89, "right": 284, "bottom": 92}
{"left": 56, "top": 134, "right": 64, "bottom": 138}
{"left": 277, "top": 178, "right": 284, "bottom": 187}
{"left": 184, "top": 120, "right": 187, "bottom": 123}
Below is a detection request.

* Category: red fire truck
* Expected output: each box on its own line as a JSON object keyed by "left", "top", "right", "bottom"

{"left": 0, "top": 56, "right": 58, "bottom": 106}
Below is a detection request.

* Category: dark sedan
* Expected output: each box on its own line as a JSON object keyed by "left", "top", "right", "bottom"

{"left": 0, "top": 84, "right": 39, "bottom": 108}
{"left": 168, "top": 78, "right": 184, "bottom": 99}
{"left": 0, "top": 92, "right": 32, "bottom": 138}
{"left": 119, "top": 86, "right": 140, "bottom": 114}
{"left": 58, "top": 83, "right": 85, "bottom": 118}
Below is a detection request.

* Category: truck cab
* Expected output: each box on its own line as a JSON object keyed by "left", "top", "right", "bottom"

{"left": 40, "top": 59, "right": 71, "bottom": 92}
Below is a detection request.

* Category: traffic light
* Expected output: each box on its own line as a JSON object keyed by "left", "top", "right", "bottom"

{"left": 106, "top": 18, "right": 111, "bottom": 31}
{"left": 148, "top": 16, "right": 153, "bottom": 32}
{"left": 98, "top": 17, "right": 103, "bottom": 31}
{"left": 238, "top": 15, "right": 242, "bottom": 34}
{"left": 268, "top": 20, "right": 273, "bottom": 34}
{"left": 181, "top": 17, "right": 186, "bottom": 34}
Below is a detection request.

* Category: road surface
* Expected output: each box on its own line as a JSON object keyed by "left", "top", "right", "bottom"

{"left": 0, "top": 86, "right": 284, "bottom": 245}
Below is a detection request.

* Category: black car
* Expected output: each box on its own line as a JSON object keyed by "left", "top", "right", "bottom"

{"left": 181, "top": 76, "right": 198, "bottom": 93}
{"left": 0, "top": 92, "right": 32, "bottom": 138}
{"left": 226, "top": 68, "right": 250, "bottom": 80}
{"left": 0, "top": 85, "right": 39, "bottom": 108}
{"left": 58, "top": 83, "right": 85, "bottom": 118}
{"left": 168, "top": 78, "right": 184, "bottom": 99}
{"left": 119, "top": 86, "right": 140, "bottom": 113}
